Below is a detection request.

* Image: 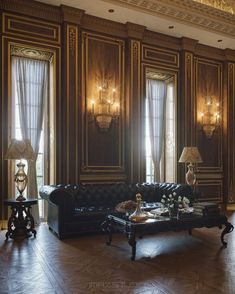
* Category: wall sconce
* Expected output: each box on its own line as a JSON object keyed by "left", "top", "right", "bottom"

{"left": 89, "top": 81, "right": 119, "bottom": 131}
{"left": 200, "top": 96, "right": 220, "bottom": 139}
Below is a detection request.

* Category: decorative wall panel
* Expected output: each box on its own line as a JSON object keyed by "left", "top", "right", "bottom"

{"left": 3, "top": 13, "right": 60, "bottom": 45}
{"left": 196, "top": 179, "right": 223, "bottom": 202}
{"left": 81, "top": 32, "right": 125, "bottom": 180}
{"left": 142, "top": 45, "right": 179, "bottom": 68}
{"left": 195, "top": 58, "right": 223, "bottom": 173}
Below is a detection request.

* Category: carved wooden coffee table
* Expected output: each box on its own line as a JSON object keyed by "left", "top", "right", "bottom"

{"left": 102, "top": 212, "right": 234, "bottom": 260}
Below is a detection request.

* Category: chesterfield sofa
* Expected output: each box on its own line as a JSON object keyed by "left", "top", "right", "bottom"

{"left": 39, "top": 183, "right": 193, "bottom": 239}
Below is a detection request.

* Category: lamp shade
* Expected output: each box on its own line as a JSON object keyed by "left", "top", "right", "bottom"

{"left": 5, "top": 139, "right": 36, "bottom": 161}
{"left": 179, "top": 147, "right": 203, "bottom": 164}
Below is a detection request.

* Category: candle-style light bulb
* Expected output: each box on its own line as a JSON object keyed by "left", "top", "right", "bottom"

{"left": 99, "top": 86, "right": 102, "bottom": 101}
{"left": 91, "top": 100, "right": 95, "bottom": 114}
{"left": 201, "top": 112, "right": 204, "bottom": 124}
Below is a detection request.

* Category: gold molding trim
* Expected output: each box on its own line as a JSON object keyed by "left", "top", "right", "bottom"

{"left": 68, "top": 27, "right": 77, "bottom": 56}
{"left": 130, "top": 40, "right": 141, "bottom": 181}
{"left": 104, "top": 0, "right": 235, "bottom": 38}
{"left": 65, "top": 24, "right": 79, "bottom": 182}
{"left": 3, "top": 13, "right": 61, "bottom": 45}
{"left": 183, "top": 51, "right": 194, "bottom": 146}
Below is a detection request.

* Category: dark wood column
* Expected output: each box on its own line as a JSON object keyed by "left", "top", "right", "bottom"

{"left": 226, "top": 51, "right": 235, "bottom": 203}
{"left": 0, "top": 11, "right": 8, "bottom": 223}
{"left": 60, "top": 6, "right": 84, "bottom": 184}
{"left": 178, "top": 38, "right": 198, "bottom": 183}
{"left": 126, "top": 23, "right": 146, "bottom": 183}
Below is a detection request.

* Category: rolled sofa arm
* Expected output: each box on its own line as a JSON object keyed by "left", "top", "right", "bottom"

{"left": 39, "top": 184, "right": 77, "bottom": 222}
{"left": 39, "top": 185, "right": 78, "bottom": 239}
{"left": 39, "top": 185, "right": 75, "bottom": 206}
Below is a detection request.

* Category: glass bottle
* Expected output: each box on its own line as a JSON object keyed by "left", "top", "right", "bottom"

{"left": 129, "top": 193, "right": 147, "bottom": 222}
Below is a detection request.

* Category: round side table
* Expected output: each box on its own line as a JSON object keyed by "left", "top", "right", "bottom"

{"left": 4, "top": 199, "right": 38, "bottom": 239}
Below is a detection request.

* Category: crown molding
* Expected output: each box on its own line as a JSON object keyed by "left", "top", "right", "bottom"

{"left": 180, "top": 37, "right": 198, "bottom": 52}
{"left": 0, "top": 0, "right": 61, "bottom": 23}
{"left": 82, "top": 14, "right": 127, "bottom": 38}
{"left": 224, "top": 49, "right": 235, "bottom": 62}
{"left": 61, "top": 5, "right": 85, "bottom": 25}
{"left": 126, "top": 22, "right": 146, "bottom": 39}
{"left": 104, "top": 0, "right": 235, "bottom": 38}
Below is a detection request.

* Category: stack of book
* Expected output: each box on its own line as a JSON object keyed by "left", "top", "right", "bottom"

{"left": 193, "top": 202, "right": 220, "bottom": 216}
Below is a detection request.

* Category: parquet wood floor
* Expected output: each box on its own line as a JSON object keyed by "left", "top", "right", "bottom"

{"left": 0, "top": 213, "right": 235, "bottom": 294}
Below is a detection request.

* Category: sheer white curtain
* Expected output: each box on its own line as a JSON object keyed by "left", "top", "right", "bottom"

{"left": 146, "top": 79, "right": 167, "bottom": 182}
{"left": 12, "top": 56, "right": 48, "bottom": 224}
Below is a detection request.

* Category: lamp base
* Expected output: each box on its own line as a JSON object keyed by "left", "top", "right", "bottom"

{"left": 16, "top": 194, "right": 26, "bottom": 201}
{"left": 14, "top": 161, "right": 28, "bottom": 201}
{"left": 185, "top": 163, "right": 196, "bottom": 186}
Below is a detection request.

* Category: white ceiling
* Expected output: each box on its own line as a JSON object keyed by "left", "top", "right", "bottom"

{"left": 38, "top": 0, "right": 235, "bottom": 50}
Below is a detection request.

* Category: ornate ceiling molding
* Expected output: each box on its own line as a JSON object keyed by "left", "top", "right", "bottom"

{"left": 194, "top": 0, "right": 234, "bottom": 15}
{"left": 103, "top": 0, "right": 235, "bottom": 37}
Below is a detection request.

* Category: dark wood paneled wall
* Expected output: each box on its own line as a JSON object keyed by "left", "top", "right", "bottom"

{"left": 195, "top": 59, "right": 223, "bottom": 201}
{"left": 1, "top": 0, "right": 235, "bottom": 219}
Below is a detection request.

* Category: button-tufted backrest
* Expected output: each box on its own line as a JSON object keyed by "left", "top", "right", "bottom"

{"left": 40, "top": 182, "right": 194, "bottom": 209}
{"left": 73, "top": 183, "right": 138, "bottom": 207}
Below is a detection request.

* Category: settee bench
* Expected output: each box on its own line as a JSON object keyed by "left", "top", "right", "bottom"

{"left": 39, "top": 183, "right": 193, "bottom": 239}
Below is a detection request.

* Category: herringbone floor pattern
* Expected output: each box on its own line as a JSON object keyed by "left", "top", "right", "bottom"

{"left": 0, "top": 213, "right": 235, "bottom": 294}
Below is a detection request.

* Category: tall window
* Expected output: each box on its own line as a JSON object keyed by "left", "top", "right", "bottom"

{"left": 13, "top": 90, "right": 45, "bottom": 218}
{"left": 11, "top": 53, "right": 53, "bottom": 221}
{"left": 145, "top": 76, "right": 176, "bottom": 183}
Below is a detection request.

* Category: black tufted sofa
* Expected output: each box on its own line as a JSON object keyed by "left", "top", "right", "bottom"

{"left": 39, "top": 183, "right": 193, "bottom": 239}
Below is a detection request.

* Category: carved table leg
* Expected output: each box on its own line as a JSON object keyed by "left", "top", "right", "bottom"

{"left": 128, "top": 232, "right": 136, "bottom": 261}
{"left": 5, "top": 207, "right": 17, "bottom": 239}
{"left": 24, "top": 206, "right": 37, "bottom": 238}
{"left": 221, "top": 222, "right": 234, "bottom": 246}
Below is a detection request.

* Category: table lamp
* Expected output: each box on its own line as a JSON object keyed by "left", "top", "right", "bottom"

{"left": 179, "top": 147, "right": 203, "bottom": 186}
{"left": 5, "top": 139, "right": 36, "bottom": 201}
